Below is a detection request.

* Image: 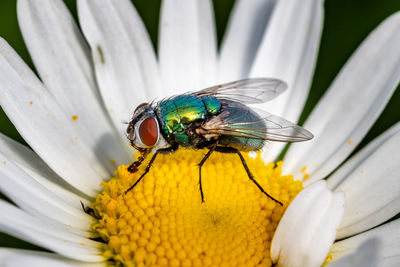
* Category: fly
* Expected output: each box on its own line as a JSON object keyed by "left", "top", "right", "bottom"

{"left": 125, "top": 78, "right": 314, "bottom": 205}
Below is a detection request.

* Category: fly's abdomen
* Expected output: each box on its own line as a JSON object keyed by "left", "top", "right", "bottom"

{"left": 220, "top": 136, "right": 265, "bottom": 151}
{"left": 218, "top": 100, "right": 265, "bottom": 151}
{"left": 157, "top": 95, "right": 221, "bottom": 146}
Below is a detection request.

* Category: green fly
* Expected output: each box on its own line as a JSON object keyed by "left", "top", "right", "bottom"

{"left": 125, "top": 78, "right": 313, "bottom": 205}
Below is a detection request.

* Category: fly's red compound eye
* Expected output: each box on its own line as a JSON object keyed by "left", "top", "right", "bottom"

{"left": 138, "top": 117, "right": 158, "bottom": 147}
{"left": 135, "top": 102, "right": 148, "bottom": 113}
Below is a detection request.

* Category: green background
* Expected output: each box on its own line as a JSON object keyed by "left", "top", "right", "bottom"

{"left": 0, "top": 0, "right": 399, "bottom": 252}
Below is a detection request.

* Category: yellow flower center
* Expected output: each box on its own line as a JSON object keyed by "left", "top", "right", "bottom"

{"left": 91, "top": 149, "right": 303, "bottom": 266}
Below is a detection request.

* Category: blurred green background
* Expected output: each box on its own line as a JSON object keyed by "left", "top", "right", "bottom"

{"left": 0, "top": 0, "right": 399, "bottom": 252}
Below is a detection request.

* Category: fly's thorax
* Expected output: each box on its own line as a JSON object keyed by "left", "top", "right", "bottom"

{"left": 202, "top": 96, "right": 221, "bottom": 115}
{"left": 156, "top": 95, "right": 221, "bottom": 146}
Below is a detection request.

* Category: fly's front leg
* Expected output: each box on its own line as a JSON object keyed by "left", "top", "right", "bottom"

{"left": 80, "top": 201, "right": 98, "bottom": 218}
{"left": 128, "top": 148, "right": 150, "bottom": 173}
{"left": 214, "top": 146, "right": 283, "bottom": 206}
{"left": 125, "top": 143, "right": 179, "bottom": 194}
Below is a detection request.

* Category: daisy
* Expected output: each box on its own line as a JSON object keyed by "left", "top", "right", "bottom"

{"left": 0, "top": 0, "right": 399, "bottom": 266}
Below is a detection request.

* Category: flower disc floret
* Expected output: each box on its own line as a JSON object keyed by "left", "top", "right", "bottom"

{"left": 91, "top": 149, "right": 303, "bottom": 266}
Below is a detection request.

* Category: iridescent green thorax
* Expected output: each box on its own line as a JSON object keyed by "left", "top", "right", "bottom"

{"left": 156, "top": 95, "right": 221, "bottom": 146}
{"left": 202, "top": 96, "right": 220, "bottom": 114}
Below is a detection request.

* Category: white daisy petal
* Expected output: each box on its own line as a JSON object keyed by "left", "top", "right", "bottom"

{"left": 0, "top": 39, "right": 106, "bottom": 196}
{"left": 0, "top": 200, "right": 103, "bottom": 262}
{"left": 331, "top": 219, "right": 400, "bottom": 267}
{"left": 5, "top": 257, "right": 104, "bottom": 267}
{"left": 218, "top": 0, "right": 276, "bottom": 82}
{"left": 250, "top": 0, "right": 323, "bottom": 120}
{"left": 0, "top": 132, "right": 90, "bottom": 208}
{"left": 0, "top": 152, "right": 92, "bottom": 230}
{"left": 159, "top": 0, "right": 218, "bottom": 94}
{"left": 284, "top": 12, "right": 400, "bottom": 183}
{"left": 328, "top": 238, "right": 380, "bottom": 267}
{"left": 328, "top": 128, "right": 400, "bottom": 239}
{"left": 271, "top": 181, "right": 345, "bottom": 267}
{"left": 0, "top": 199, "right": 93, "bottom": 241}
{"left": 18, "top": 0, "right": 132, "bottom": 169}
{"left": 328, "top": 122, "right": 400, "bottom": 188}
{"left": 77, "top": 0, "right": 161, "bottom": 136}
{"left": 0, "top": 249, "right": 105, "bottom": 267}
{"left": 250, "top": 0, "right": 324, "bottom": 163}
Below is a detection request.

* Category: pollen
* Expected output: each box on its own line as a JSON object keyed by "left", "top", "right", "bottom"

{"left": 301, "top": 166, "right": 309, "bottom": 180}
{"left": 347, "top": 139, "right": 353, "bottom": 145}
{"left": 91, "top": 149, "right": 303, "bottom": 266}
{"left": 323, "top": 253, "right": 333, "bottom": 265}
{"left": 72, "top": 115, "right": 79, "bottom": 121}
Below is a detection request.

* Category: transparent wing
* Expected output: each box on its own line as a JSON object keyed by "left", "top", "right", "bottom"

{"left": 201, "top": 104, "right": 313, "bottom": 143}
{"left": 193, "top": 78, "right": 287, "bottom": 104}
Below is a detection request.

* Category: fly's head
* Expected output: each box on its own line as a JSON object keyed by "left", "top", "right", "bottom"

{"left": 127, "top": 103, "right": 160, "bottom": 153}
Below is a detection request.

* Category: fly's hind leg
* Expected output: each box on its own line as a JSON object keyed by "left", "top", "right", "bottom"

{"left": 125, "top": 143, "right": 179, "bottom": 194}
{"left": 214, "top": 146, "right": 283, "bottom": 206}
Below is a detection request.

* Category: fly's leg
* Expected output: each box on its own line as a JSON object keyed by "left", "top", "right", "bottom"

{"left": 214, "top": 146, "right": 283, "bottom": 206}
{"left": 80, "top": 201, "right": 97, "bottom": 218}
{"left": 125, "top": 143, "right": 179, "bottom": 194}
{"left": 128, "top": 148, "right": 150, "bottom": 173}
{"left": 197, "top": 144, "right": 218, "bottom": 203}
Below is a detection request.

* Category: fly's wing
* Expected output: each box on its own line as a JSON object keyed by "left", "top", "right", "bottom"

{"left": 201, "top": 101, "right": 313, "bottom": 142}
{"left": 193, "top": 78, "right": 287, "bottom": 104}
